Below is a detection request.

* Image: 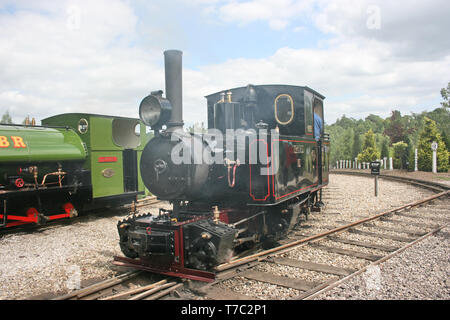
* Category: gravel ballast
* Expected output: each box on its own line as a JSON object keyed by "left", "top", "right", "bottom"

{"left": 0, "top": 202, "right": 171, "bottom": 300}
{"left": 215, "top": 174, "right": 448, "bottom": 300}
{"left": 0, "top": 173, "right": 448, "bottom": 300}
{"left": 315, "top": 225, "right": 450, "bottom": 300}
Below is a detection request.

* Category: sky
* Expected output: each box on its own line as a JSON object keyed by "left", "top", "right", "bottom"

{"left": 0, "top": 0, "right": 449, "bottom": 127}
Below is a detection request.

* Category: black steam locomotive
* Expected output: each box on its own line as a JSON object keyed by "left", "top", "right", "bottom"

{"left": 116, "top": 50, "right": 330, "bottom": 279}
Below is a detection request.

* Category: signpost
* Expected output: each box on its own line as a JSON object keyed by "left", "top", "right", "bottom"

{"left": 431, "top": 141, "right": 438, "bottom": 173}
{"left": 370, "top": 161, "right": 381, "bottom": 197}
{"left": 414, "top": 148, "right": 418, "bottom": 172}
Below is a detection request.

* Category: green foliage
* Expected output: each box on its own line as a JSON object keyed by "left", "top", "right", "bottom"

{"left": 327, "top": 103, "right": 449, "bottom": 169}
{"left": 383, "top": 110, "right": 414, "bottom": 144}
{"left": 1, "top": 110, "right": 13, "bottom": 124}
{"left": 441, "top": 130, "right": 450, "bottom": 151}
{"left": 352, "top": 133, "right": 362, "bottom": 159}
{"left": 342, "top": 128, "right": 354, "bottom": 160}
{"left": 380, "top": 138, "right": 390, "bottom": 159}
{"left": 404, "top": 135, "right": 415, "bottom": 171}
{"left": 357, "top": 147, "right": 380, "bottom": 163}
{"left": 326, "top": 124, "right": 349, "bottom": 162}
{"left": 407, "top": 145, "right": 416, "bottom": 172}
{"left": 362, "top": 129, "right": 376, "bottom": 149}
{"left": 417, "top": 117, "right": 449, "bottom": 172}
{"left": 392, "top": 141, "right": 408, "bottom": 169}
{"left": 424, "top": 107, "right": 450, "bottom": 141}
{"left": 357, "top": 129, "right": 381, "bottom": 162}
{"left": 365, "top": 114, "right": 385, "bottom": 134}
{"left": 441, "top": 82, "right": 449, "bottom": 109}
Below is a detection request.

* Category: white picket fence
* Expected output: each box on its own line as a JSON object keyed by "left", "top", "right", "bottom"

{"left": 335, "top": 157, "right": 392, "bottom": 170}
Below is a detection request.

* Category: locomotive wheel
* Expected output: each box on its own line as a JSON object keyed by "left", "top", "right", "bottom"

{"left": 262, "top": 236, "right": 279, "bottom": 249}
{"left": 118, "top": 222, "right": 138, "bottom": 259}
{"left": 26, "top": 207, "right": 39, "bottom": 220}
{"left": 117, "top": 214, "right": 152, "bottom": 259}
{"left": 187, "top": 239, "right": 217, "bottom": 270}
{"left": 62, "top": 202, "right": 78, "bottom": 218}
{"left": 119, "top": 240, "right": 139, "bottom": 259}
{"left": 26, "top": 207, "right": 47, "bottom": 224}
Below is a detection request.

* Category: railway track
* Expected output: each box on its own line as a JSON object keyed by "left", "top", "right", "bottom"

{"left": 331, "top": 170, "right": 449, "bottom": 193}
{"left": 192, "top": 173, "right": 449, "bottom": 300}
{"left": 51, "top": 173, "right": 449, "bottom": 300}
{"left": 52, "top": 271, "right": 184, "bottom": 300}
{"left": 190, "top": 192, "right": 448, "bottom": 300}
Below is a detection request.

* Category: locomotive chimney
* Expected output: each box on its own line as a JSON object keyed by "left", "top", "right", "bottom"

{"left": 164, "top": 50, "right": 184, "bottom": 130}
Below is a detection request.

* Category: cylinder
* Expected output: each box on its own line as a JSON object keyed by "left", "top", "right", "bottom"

{"left": 164, "top": 50, "right": 184, "bottom": 129}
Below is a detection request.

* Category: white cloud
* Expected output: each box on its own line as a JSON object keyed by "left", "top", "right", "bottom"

{"left": 313, "top": 0, "right": 450, "bottom": 59}
{"left": 0, "top": 0, "right": 164, "bottom": 123}
{"left": 181, "top": 0, "right": 450, "bottom": 124}
{"left": 182, "top": 42, "right": 449, "bottom": 124}
{"left": 0, "top": 0, "right": 448, "bottom": 127}
{"left": 215, "top": 0, "right": 314, "bottom": 30}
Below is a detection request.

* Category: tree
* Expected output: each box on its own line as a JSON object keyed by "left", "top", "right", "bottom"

{"left": 417, "top": 117, "right": 449, "bottom": 172}
{"left": 1, "top": 110, "right": 13, "bottom": 124}
{"left": 407, "top": 144, "right": 416, "bottom": 172}
{"left": 392, "top": 141, "right": 408, "bottom": 169}
{"left": 441, "top": 130, "right": 450, "bottom": 152}
{"left": 441, "top": 82, "right": 449, "bottom": 109}
{"left": 405, "top": 136, "right": 415, "bottom": 171}
{"left": 335, "top": 115, "right": 356, "bottom": 129}
{"left": 357, "top": 129, "right": 381, "bottom": 162}
{"left": 365, "top": 114, "right": 385, "bottom": 133}
{"left": 383, "top": 110, "right": 411, "bottom": 144}
{"left": 342, "top": 127, "right": 354, "bottom": 160}
{"left": 380, "top": 137, "right": 390, "bottom": 159}
{"left": 424, "top": 106, "right": 450, "bottom": 139}
{"left": 443, "top": 130, "right": 450, "bottom": 165}
{"left": 352, "top": 133, "right": 362, "bottom": 159}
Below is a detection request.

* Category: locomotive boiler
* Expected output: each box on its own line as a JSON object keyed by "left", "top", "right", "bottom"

{"left": 116, "top": 50, "right": 330, "bottom": 278}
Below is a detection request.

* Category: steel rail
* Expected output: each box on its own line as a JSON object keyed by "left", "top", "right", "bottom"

{"left": 331, "top": 170, "right": 449, "bottom": 192}
{"left": 100, "top": 279, "right": 168, "bottom": 300}
{"left": 302, "top": 222, "right": 448, "bottom": 300}
{"left": 215, "top": 190, "right": 448, "bottom": 272}
{"left": 52, "top": 271, "right": 140, "bottom": 300}
{"left": 52, "top": 172, "right": 448, "bottom": 300}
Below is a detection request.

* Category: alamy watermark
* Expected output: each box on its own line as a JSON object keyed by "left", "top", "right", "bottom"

{"left": 366, "top": 5, "right": 381, "bottom": 30}
{"left": 66, "top": 5, "right": 82, "bottom": 31}
{"left": 66, "top": 265, "right": 81, "bottom": 290}
{"left": 169, "top": 128, "right": 280, "bottom": 175}
{"left": 364, "top": 265, "right": 382, "bottom": 295}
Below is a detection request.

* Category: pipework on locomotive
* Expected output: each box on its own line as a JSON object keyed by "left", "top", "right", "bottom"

{"left": 116, "top": 50, "right": 330, "bottom": 278}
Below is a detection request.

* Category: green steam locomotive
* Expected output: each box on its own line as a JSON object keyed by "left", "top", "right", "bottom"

{"left": 0, "top": 113, "right": 148, "bottom": 229}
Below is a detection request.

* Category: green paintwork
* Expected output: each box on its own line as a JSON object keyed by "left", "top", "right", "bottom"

{"left": 0, "top": 125, "right": 86, "bottom": 163}
{"left": 90, "top": 151, "right": 124, "bottom": 198}
{"left": 41, "top": 113, "right": 149, "bottom": 199}
{"left": 136, "top": 150, "right": 147, "bottom": 199}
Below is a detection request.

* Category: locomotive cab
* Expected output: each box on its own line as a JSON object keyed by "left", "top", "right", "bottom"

{"left": 204, "top": 84, "right": 329, "bottom": 205}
